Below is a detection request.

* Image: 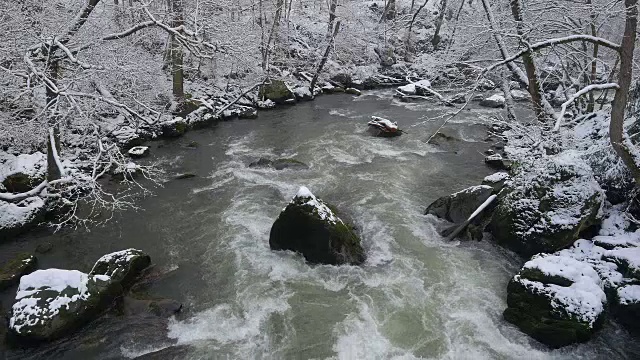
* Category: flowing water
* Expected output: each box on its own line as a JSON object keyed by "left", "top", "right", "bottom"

{"left": 1, "top": 90, "right": 639, "bottom": 359}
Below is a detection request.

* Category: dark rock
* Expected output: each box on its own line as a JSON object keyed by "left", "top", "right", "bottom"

{"left": 161, "top": 118, "right": 187, "bottom": 138}
{"left": 269, "top": 187, "right": 365, "bottom": 265}
{"left": 174, "top": 173, "right": 197, "bottom": 180}
{"left": 345, "top": 88, "right": 362, "bottom": 96}
{"left": 35, "top": 242, "right": 53, "bottom": 254}
{"left": 90, "top": 249, "right": 151, "bottom": 290}
{"left": 249, "top": 158, "right": 309, "bottom": 170}
{"left": 0, "top": 253, "right": 37, "bottom": 291}
{"left": 134, "top": 345, "right": 193, "bottom": 360}
{"left": 2, "top": 173, "right": 42, "bottom": 193}
{"left": 259, "top": 80, "right": 296, "bottom": 105}
{"left": 425, "top": 185, "right": 494, "bottom": 224}
{"left": 484, "top": 154, "right": 512, "bottom": 170}
{"left": 238, "top": 107, "right": 258, "bottom": 119}
{"left": 330, "top": 73, "right": 353, "bottom": 88}
{"left": 185, "top": 141, "right": 199, "bottom": 149}
{"left": 121, "top": 296, "right": 182, "bottom": 317}
{"left": 612, "top": 285, "right": 640, "bottom": 334}
{"left": 428, "top": 132, "right": 458, "bottom": 145}
{"left": 503, "top": 255, "right": 606, "bottom": 348}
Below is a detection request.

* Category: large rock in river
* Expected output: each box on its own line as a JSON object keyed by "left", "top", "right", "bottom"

{"left": 8, "top": 249, "right": 151, "bottom": 343}
{"left": 259, "top": 80, "right": 296, "bottom": 105}
{"left": 425, "top": 185, "right": 494, "bottom": 224}
{"left": 504, "top": 254, "right": 606, "bottom": 348}
{"left": 269, "top": 187, "right": 365, "bottom": 265}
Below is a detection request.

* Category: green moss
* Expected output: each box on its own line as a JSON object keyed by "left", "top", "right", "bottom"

{"left": 259, "top": 80, "right": 295, "bottom": 104}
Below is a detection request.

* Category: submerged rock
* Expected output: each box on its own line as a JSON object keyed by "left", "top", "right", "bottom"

{"left": 259, "top": 80, "right": 296, "bottom": 105}
{"left": 248, "top": 157, "right": 309, "bottom": 170}
{"left": 503, "top": 254, "right": 606, "bottom": 348}
{"left": 269, "top": 187, "right": 365, "bottom": 265}
{"left": 8, "top": 249, "right": 151, "bottom": 343}
{"left": 0, "top": 253, "right": 37, "bottom": 291}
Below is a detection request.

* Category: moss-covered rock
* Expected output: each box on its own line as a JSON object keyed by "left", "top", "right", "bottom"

{"left": 7, "top": 249, "right": 151, "bottom": 344}
{"left": 8, "top": 269, "right": 121, "bottom": 343}
{"left": 161, "top": 117, "right": 188, "bottom": 137}
{"left": 0, "top": 253, "right": 37, "bottom": 291}
{"left": 269, "top": 187, "right": 365, "bottom": 265}
{"left": 90, "top": 248, "right": 151, "bottom": 290}
{"left": 259, "top": 80, "right": 296, "bottom": 105}
{"left": 503, "top": 254, "right": 606, "bottom": 348}
{"left": 488, "top": 152, "right": 604, "bottom": 257}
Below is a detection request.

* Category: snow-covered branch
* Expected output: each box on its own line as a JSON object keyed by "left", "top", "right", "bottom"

{"left": 553, "top": 83, "right": 619, "bottom": 131}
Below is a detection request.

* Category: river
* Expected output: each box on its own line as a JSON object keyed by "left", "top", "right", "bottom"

{"left": 1, "top": 90, "right": 638, "bottom": 359}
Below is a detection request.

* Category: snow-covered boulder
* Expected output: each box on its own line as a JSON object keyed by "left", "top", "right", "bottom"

{"left": 257, "top": 99, "right": 276, "bottom": 109}
{"left": 0, "top": 197, "right": 46, "bottom": 242}
{"left": 0, "top": 152, "right": 46, "bottom": 193}
{"left": 613, "top": 284, "right": 640, "bottom": 333}
{"left": 603, "top": 247, "right": 640, "bottom": 280}
{"left": 484, "top": 153, "right": 512, "bottom": 170}
{"left": 479, "top": 94, "right": 505, "bottom": 108}
{"left": 293, "top": 86, "right": 313, "bottom": 101}
{"left": 504, "top": 254, "right": 607, "bottom": 348}
{"left": 489, "top": 152, "right": 604, "bottom": 257}
{"left": 160, "top": 117, "right": 187, "bottom": 137}
{"left": 345, "top": 88, "right": 362, "bottom": 96}
{"left": 269, "top": 187, "right": 365, "bottom": 265}
{"left": 510, "top": 89, "right": 530, "bottom": 101}
{"left": 0, "top": 253, "right": 37, "bottom": 291}
{"left": 397, "top": 83, "right": 417, "bottom": 95}
{"left": 128, "top": 146, "right": 149, "bottom": 158}
{"left": 90, "top": 249, "right": 151, "bottom": 289}
{"left": 258, "top": 80, "right": 296, "bottom": 105}
{"left": 425, "top": 185, "right": 496, "bottom": 240}
{"left": 238, "top": 107, "right": 258, "bottom": 119}
{"left": 425, "top": 185, "right": 494, "bottom": 224}
{"left": 8, "top": 269, "right": 119, "bottom": 343}
{"left": 7, "top": 249, "right": 151, "bottom": 343}
{"left": 111, "top": 125, "right": 144, "bottom": 148}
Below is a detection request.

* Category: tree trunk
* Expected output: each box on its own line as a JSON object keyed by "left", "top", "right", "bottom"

{"left": 169, "top": 0, "right": 184, "bottom": 102}
{"left": 47, "top": 128, "right": 62, "bottom": 181}
{"left": 587, "top": 0, "right": 599, "bottom": 113}
{"left": 610, "top": 0, "right": 640, "bottom": 183}
{"left": 327, "top": 0, "right": 337, "bottom": 35}
{"left": 509, "top": 0, "right": 544, "bottom": 120}
{"left": 309, "top": 21, "right": 341, "bottom": 93}
{"left": 405, "top": 0, "right": 429, "bottom": 60}
{"left": 432, "top": 0, "right": 448, "bottom": 48}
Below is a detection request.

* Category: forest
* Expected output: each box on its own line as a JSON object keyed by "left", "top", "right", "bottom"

{"left": 1, "top": 0, "right": 640, "bottom": 358}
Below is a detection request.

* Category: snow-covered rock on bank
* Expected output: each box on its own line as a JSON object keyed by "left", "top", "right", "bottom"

{"left": 489, "top": 151, "right": 604, "bottom": 257}
{"left": 504, "top": 253, "right": 607, "bottom": 348}
{"left": 7, "top": 249, "right": 151, "bottom": 343}
{"left": 269, "top": 187, "right": 365, "bottom": 265}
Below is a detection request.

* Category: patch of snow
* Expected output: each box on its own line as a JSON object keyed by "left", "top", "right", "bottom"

{"left": 415, "top": 79, "right": 432, "bottom": 89}
{"left": 486, "top": 94, "right": 505, "bottom": 102}
{"left": 293, "top": 186, "right": 341, "bottom": 224}
{"left": 0, "top": 196, "right": 45, "bottom": 229}
{"left": 369, "top": 116, "right": 398, "bottom": 130}
{"left": 397, "top": 84, "right": 416, "bottom": 95}
{"left": 128, "top": 146, "right": 148, "bottom": 156}
{"left": 524, "top": 254, "right": 602, "bottom": 285}
{"left": 618, "top": 285, "right": 640, "bottom": 305}
{"left": 604, "top": 247, "right": 640, "bottom": 273}
{"left": 0, "top": 152, "right": 46, "bottom": 184}
{"left": 483, "top": 172, "right": 509, "bottom": 183}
